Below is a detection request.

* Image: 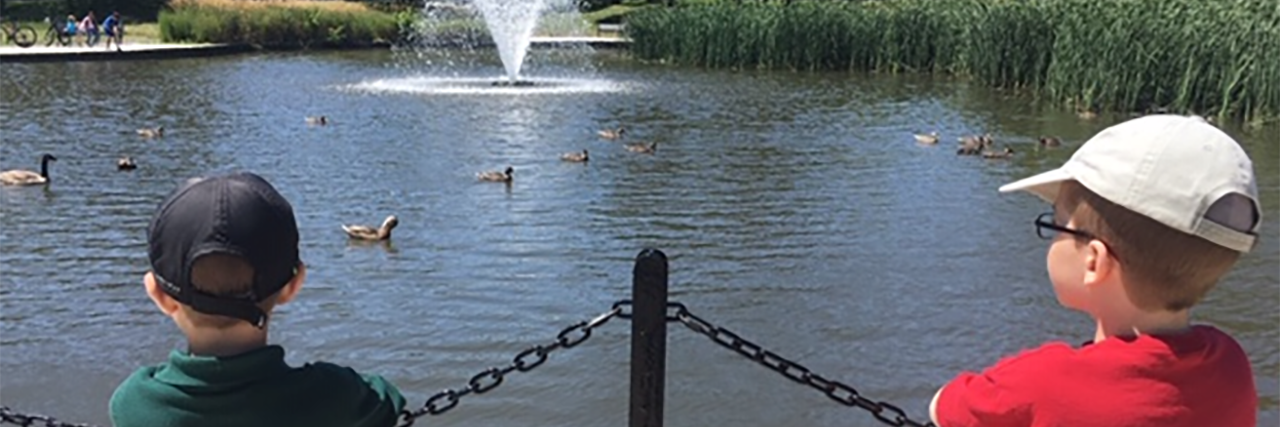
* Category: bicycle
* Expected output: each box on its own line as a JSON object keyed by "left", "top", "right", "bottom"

{"left": 1, "top": 18, "right": 38, "bottom": 48}
{"left": 42, "top": 16, "right": 72, "bottom": 47}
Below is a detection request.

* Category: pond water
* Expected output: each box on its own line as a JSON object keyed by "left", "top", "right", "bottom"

{"left": 1, "top": 47, "right": 1276, "bottom": 426}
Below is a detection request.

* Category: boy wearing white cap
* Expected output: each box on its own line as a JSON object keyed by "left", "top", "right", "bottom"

{"left": 930, "top": 115, "right": 1260, "bottom": 426}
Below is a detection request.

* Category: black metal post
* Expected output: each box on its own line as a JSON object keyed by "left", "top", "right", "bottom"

{"left": 629, "top": 248, "right": 668, "bottom": 427}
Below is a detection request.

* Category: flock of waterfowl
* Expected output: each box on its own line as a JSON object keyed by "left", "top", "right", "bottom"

{"left": 337, "top": 124, "right": 657, "bottom": 242}
{"left": 0, "top": 117, "right": 324, "bottom": 185}
{"left": 0, "top": 152, "right": 138, "bottom": 186}
{"left": 911, "top": 130, "right": 1061, "bottom": 159}
{"left": 902, "top": 108, "right": 1110, "bottom": 161}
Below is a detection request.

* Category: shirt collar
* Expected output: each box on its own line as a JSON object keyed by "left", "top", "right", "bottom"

{"left": 153, "top": 345, "right": 291, "bottom": 388}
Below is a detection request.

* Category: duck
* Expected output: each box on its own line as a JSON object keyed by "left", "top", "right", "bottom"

{"left": 117, "top": 156, "right": 137, "bottom": 171}
{"left": 0, "top": 154, "right": 57, "bottom": 186}
{"left": 598, "top": 127, "right": 626, "bottom": 140}
{"left": 561, "top": 149, "right": 589, "bottom": 163}
{"left": 306, "top": 116, "right": 329, "bottom": 126}
{"left": 956, "top": 134, "right": 989, "bottom": 155}
{"left": 1076, "top": 110, "right": 1097, "bottom": 120}
{"left": 1038, "top": 136, "right": 1061, "bottom": 148}
{"left": 136, "top": 126, "right": 164, "bottom": 138}
{"left": 477, "top": 166, "right": 514, "bottom": 183}
{"left": 342, "top": 215, "right": 399, "bottom": 241}
{"left": 625, "top": 141, "right": 657, "bottom": 154}
{"left": 913, "top": 131, "right": 939, "bottom": 144}
{"left": 957, "top": 133, "right": 993, "bottom": 148}
{"left": 981, "top": 147, "right": 1015, "bottom": 159}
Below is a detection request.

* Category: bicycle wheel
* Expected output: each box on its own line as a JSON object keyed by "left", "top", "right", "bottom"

{"left": 56, "top": 30, "right": 71, "bottom": 46}
{"left": 13, "top": 25, "right": 37, "bottom": 48}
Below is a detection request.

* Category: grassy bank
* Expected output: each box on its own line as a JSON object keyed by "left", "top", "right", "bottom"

{"left": 159, "top": 0, "right": 403, "bottom": 49}
{"left": 158, "top": 0, "right": 633, "bottom": 50}
{"left": 627, "top": 0, "right": 1279, "bottom": 123}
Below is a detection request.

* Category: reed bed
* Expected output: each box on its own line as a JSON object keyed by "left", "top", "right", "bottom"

{"left": 628, "top": 0, "right": 1279, "bottom": 122}
{"left": 160, "top": 0, "right": 404, "bottom": 49}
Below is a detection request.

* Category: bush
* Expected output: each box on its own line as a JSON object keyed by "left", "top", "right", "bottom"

{"left": 3, "top": 0, "right": 170, "bottom": 21}
{"left": 159, "top": 0, "right": 400, "bottom": 48}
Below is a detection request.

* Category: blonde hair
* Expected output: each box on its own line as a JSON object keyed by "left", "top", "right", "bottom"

{"left": 184, "top": 253, "right": 282, "bottom": 328}
{"left": 1060, "top": 181, "right": 1241, "bottom": 311}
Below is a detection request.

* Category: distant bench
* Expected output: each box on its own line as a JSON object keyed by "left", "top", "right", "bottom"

{"left": 597, "top": 23, "right": 626, "bottom": 36}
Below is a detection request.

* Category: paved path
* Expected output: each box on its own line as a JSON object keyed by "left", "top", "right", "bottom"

{"left": 529, "top": 36, "right": 630, "bottom": 49}
{"left": 0, "top": 43, "right": 252, "bottom": 62}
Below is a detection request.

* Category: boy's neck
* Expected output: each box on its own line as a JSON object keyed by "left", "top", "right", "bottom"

{"left": 184, "top": 328, "right": 269, "bottom": 357}
{"left": 1093, "top": 308, "right": 1191, "bottom": 343}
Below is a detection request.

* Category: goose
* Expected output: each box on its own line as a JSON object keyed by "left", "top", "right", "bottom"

{"left": 982, "top": 147, "right": 1015, "bottom": 159}
{"left": 342, "top": 215, "right": 399, "bottom": 241}
{"left": 477, "top": 166, "right": 514, "bottom": 183}
{"left": 598, "top": 127, "right": 626, "bottom": 140}
{"left": 137, "top": 126, "right": 164, "bottom": 138}
{"left": 913, "top": 131, "right": 939, "bottom": 144}
{"left": 117, "top": 156, "right": 137, "bottom": 171}
{"left": 625, "top": 141, "right": 657, "bottom": 154}
{"left": 0, "top": 154, "right": 57, "bottom": 186}
{"left": 1039, "top": 136, "right": 1061, "bottom": 148}
{"left": 560, "top": 149, "right": 589, "bottom": 163}
{"left": 306, "top": 116, "right": 328, "bottom": 126}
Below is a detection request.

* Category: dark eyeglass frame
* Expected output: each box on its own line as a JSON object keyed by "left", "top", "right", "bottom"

{"left": 1034, "top": 212, "right": 1095, "bottom": 240}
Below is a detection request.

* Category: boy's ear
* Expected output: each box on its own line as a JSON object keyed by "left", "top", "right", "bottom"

{"left": 144, "top": 272, "right": 181, "bottom": 317}
{"left": 274, "top": 262, "right": 306, "bottom": 305}
{"left": 1082, "top": 239, "right": 1118, "bottom": 287}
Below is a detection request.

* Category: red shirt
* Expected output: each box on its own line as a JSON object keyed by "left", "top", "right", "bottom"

{"left": 935, "top": 325, "right": 1256, "bottom": 427}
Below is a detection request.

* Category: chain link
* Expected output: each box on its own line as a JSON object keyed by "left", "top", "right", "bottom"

{"left": 0, "top": 407, "right": 100, "bottom": 427}
{"left": 397, "top": 306, "right": 622, "bottom": 426}
{"left": 4, "top": 300, "right": 931, "bottom": 427}
{"left": 670, "top": 304, "right": 937, "bottom": 427}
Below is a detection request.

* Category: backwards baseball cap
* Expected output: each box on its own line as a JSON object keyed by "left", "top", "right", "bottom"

{"left": 999, "top": 114, "right": 1261, "bottom": 253}
{"left": 148, "top": 172, "right": 301, "bottom": 327}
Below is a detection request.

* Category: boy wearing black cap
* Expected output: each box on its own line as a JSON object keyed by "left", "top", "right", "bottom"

{"left": 109, "top": 172, "right": 405, "bottom": 427}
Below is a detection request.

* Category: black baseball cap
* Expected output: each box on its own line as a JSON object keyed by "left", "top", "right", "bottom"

{"left": 147, "top": 172, "right": 300, "bottom": 328}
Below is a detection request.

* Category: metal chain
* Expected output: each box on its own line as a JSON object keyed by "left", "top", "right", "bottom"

{"left": 397, "top": 305, "right": 625, "bottom": 426}
{"left": 0, "top": 407, "right": 100, "bottom": 427}
{"left": 4, "top": 299, "right": 930, "bottom": 427}
{"left": 668, "top": 302, "right": 937, "bottom": 427}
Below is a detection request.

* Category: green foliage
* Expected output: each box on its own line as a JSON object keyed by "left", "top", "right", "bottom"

{"left": 158, "top": 2, "right": 401, "bottom": 49}
{"left": 3, "top": 0, "right": 170, "bottom": 21}
{"left": 628, "top": 0, "right": 1279, "bottom": 122}
{"left": 581, "top": 3, "right": 650, "bottom": 24}
{"left": 345, "top": 0, "right": 422, "bottom": 14}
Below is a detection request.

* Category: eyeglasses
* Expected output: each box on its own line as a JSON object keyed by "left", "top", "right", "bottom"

{"left": 1034, "top": 212, "right": 1094, "bottom": 240}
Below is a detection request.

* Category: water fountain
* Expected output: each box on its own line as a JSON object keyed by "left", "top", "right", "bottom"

{"left": 471, "top": 0, "right": 548, "bottom": 84}
{"left": 350, "top": 0, "right": 624, "bottom": 95}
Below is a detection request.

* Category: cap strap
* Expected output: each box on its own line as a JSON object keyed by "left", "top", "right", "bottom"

{"left": 157, "top": 275, "right": 268, "bottom": 328}
{"left": 185, "top": 290, "right": 269, "bottom": 328}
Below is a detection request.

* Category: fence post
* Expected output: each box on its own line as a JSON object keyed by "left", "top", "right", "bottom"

{"left": 629, "top": 248, "right": 668, "bottom": 427}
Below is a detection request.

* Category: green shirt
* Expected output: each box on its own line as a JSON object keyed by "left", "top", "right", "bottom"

{"left": 109, "top": 345, "right": 405, "bottom": 427}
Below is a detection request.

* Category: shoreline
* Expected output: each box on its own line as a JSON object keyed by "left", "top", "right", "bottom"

{"left": 0, "top": 37, "right": 631, "bottom": 63}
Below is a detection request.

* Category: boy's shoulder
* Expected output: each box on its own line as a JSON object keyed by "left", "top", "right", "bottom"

{"left": 985, "top": 325, "right": 1249, "bottom": 375}
{"left": 935, "top": 326, "right": 1256, "bottom": 427}
{"left": 110, "top": 350, "right": 406, "bottom": 427}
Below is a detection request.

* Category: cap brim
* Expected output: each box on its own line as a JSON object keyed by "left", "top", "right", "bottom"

{"left": 998, "top": 168, "right": 1072, "bottom": 203}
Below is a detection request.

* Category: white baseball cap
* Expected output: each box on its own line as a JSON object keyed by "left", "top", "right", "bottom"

{"left": 999, "top": 114, "right": 1261, "bottom": 252}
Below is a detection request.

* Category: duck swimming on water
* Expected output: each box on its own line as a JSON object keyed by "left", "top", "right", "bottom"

{"left": 342, "top": 215, "right": 399, "bottom": 241}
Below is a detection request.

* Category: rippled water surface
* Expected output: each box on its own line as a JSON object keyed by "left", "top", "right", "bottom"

{"left": 2, "top": 48, "right": 1277, "bottom": 426}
